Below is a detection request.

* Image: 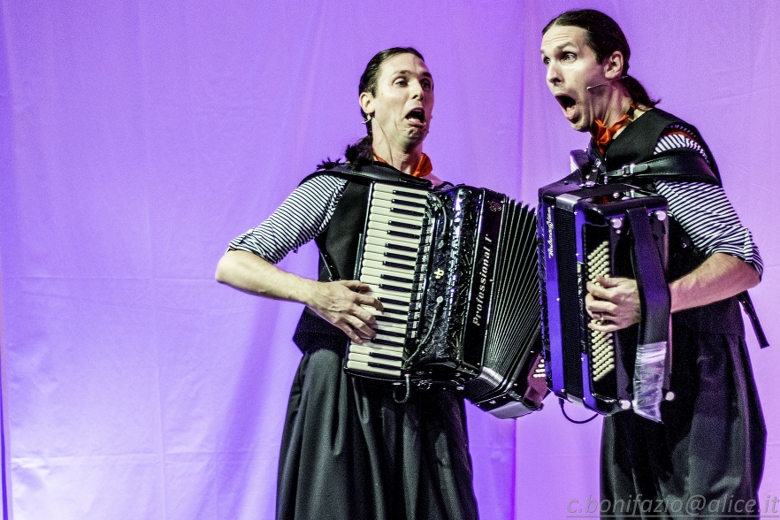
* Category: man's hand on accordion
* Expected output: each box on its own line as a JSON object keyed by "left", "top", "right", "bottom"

{"left": 585, "top": 275, "right": 641, "bottom": 332}
{"left": 306, "top": 280, "right": 385, "bottom": 344}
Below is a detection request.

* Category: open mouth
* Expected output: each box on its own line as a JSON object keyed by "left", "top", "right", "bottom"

{"left": 405, "top": 108, "right": 426, "bottom": 124}
{"left": 555, "top": 94, "right": 578, "bottom": 120}
{"left": 555, "top": 95, "right": 576, "bottom": 111}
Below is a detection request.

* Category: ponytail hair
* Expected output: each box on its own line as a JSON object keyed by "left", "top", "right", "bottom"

{"left": 621, "top": 75, "right": 656, "bottom": 108}
{"left": 344, "top": 135, "right": 374, "bottom": 164}
{"left": 543, "top": 9, "right": 659, "bottom": 108}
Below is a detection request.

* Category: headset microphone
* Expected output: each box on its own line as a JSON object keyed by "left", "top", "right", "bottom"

{"left": 586, "top": 76, "right": 627, "bottom": 91}
{"left": 586, "top": 80, "right": 610, "bottom": 91}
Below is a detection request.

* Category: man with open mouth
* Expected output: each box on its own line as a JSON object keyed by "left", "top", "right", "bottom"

{"left": 540, "top": 9, "right": 765, "bottom": 520}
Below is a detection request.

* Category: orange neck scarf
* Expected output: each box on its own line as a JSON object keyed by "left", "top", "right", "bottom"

{"left": 593, "top": 106, "right": 636, "bottom": 155}
{"left": 373, "top": 149, "right": 433, "bottom": 178}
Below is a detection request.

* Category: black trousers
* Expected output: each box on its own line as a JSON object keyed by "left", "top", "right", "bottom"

{"left": 276, "top": 347, "right": 479, "bottom": 520}
{"left": 601, "top": 319, "right": 766, "bottom": 520}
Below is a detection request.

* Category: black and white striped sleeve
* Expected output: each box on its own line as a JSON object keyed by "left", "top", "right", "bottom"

{"left": 228, "top": 175, "right": 348, "bottom": 264}
{"left": 652, "top": 126, "right": 763, "bottom": 276}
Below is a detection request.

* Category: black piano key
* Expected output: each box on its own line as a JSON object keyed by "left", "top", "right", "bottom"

{"left": 391, "top": 189, "right": 428, "bottom": 200}
{"left": 390, "top": 207, "right": 425, "bottom": 217}
{"left": 384, "top": 260, "right": 414, "bottom": 271}
{"left": 386, "top": 229, "right": 421, "bottom": 240}
{"left": 380, "top": 274, "right": 414, "bottom": 284}
{"left": 377, "top": 297, "right": 410, "bottom": 308}
{"left": 367, "top": 359, "right": 404, "bottom": 371}
{"left": 388, "top": 220, "right": 422, "bottom": 230}
{"left": 385, "top": 252, "right": 416, "bottom": 262}
{"left": 381, "top": 308, "right": 408, "bottom": 316}
{"left": 375, "top": 329, "right": 406, "bottom": 338}
{"left": 368, "top": 350, "right": 405, "bottom": 361}
{"left": 379, "top": 284, "right": 411, "bottom": 293}
{"left": 391, "top": 198, "right": 427, "bottom": 209}
{"left": 376, "top": 315, "right": 407, "bottom": 325}
{"left": 385, "top": 243, "right": 418, "bottom": 253}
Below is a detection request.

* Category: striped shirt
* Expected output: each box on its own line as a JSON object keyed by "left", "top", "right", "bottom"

{"left": 228, "top": 175, "right": 347, "bottom": 264}
{"left": 651, "top": 124, "right": 762, "bottom": 276}
{"left": 229, "top": 134, "right": 762, "bottom": 277}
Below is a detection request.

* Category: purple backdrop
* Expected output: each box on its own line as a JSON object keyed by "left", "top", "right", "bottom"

{"left": 0, "top": 1, "right": 777, "bottom": 519}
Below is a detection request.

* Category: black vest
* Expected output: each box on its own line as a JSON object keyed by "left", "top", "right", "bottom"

{"left": 591, "top": 108, "right": 743, "bottom": 335}
{"left": 291, "top": 179, "right": 370, "bottom": 353}
{"left": 291, "top": 163, "right": 433, "bottom": 353}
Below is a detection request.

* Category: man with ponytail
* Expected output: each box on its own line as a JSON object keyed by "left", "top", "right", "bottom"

{"left": 541, "top": 9, "right": 765, "bottom": 520}
{"left": 215, "top": 48, "right": 478, "bottom": 520}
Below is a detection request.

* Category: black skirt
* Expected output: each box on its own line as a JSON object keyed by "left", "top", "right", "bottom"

{"left": 276, "top": 347, "right": 479, "bottom": 520}
{"left": 601, "top": 301, "right": 766, "bottom": 520}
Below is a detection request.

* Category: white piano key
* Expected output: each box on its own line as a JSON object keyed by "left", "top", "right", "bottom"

{"left": 373, "top": 331, "right": 407, "bottom": 343}
{"left": 372, "top": 184, "right": 429, "bottom": 198}
{"left": 349, "top": 343, "right": 405, "bottom": 358}
{"left": 363, "top": 286, "right": 412, "bottom": 304}
{"left": 360, "top": 266, "right": 414, "bottom": 283}
{"left": 367, "top": 207, "right": 425, "bottom": 225}
{"left": 346, "top": 360, "right": 402, "bottom": 377}
{"left": 363, "top": 235, "right": 419, "bottom": 252}
{"left": 366, "top": 228, "right": 420, "bottom": 247}
{"left": 373, "top": 321, "right": 408, "bottom": 334}
{"left": 371, "top": 190, "right": 429, "bottom": 206}
{"left": 362, "top": 258, "right": 416, "bottom": 276}
{"left": 369, "top": 198, "right": 426, "bottom": 215}
{"left": 347, "top": 352, "right": 404, "bottom": 367}
{"left": 365, "top": 220, "right": 421, "bottom": 238}
{"left": 363, "top": 252, "right": 417, "bottom": 267}
{"left": 364, "top": 242, "right": 419, "bottom": 259}
{"left": 360, "top": 302, "right": 410, "bottom": 317}
{"left": 360, "top": 274, "right": 414, "bottom": 291}
{"left": 367, "top": 216, "right": 424, "bottom": 233}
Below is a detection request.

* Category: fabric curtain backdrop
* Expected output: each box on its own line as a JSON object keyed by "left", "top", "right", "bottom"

{"left": 0, "top": 1, "right": 776, "bottom": 518}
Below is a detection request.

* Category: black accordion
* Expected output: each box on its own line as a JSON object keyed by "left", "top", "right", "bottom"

{"left": 538, "top": 168, "right": 673, "bottom": 421}
{"left": 344, "top": 179, "right": 545, "bottom": 418}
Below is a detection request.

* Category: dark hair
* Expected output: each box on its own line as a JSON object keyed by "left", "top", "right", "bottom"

{"left": 543, "top": 9, "right": 658, "bottom": 108}
{"left": 344, "top": 47, "right": 426, "bottom": 165}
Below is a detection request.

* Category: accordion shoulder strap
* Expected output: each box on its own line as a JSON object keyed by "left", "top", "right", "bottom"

{"left": 627, "top": 207, "right": 671, "bottom": 348}
{"left": 603, "top": 152, "right": 721, "bottom": 186}
{"left": 626, "top": 206, "right": 671, "bottom": 422}
{"left": 300, "top": 162, "right": 433, "bottom": 189}
{"left": 738, "top": 291, "right": 770, "bottom": 348}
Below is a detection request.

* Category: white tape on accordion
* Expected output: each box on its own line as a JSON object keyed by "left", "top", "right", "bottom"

{"left": 632, "top": 341, "right": 668, "bottom": 422}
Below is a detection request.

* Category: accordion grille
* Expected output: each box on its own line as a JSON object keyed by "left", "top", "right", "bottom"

{"left": 554, "top": 208, "right": 583, "bottom": 397}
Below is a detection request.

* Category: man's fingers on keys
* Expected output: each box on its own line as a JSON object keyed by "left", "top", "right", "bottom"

{"left": 355, "top": 292, "right": 384, "bottom": 312}
{"left": 350, "top": 303, "right": 378, "bottom": 327}
{"left": 346, "top": 314, "right": 377, "bottom": 340}
{"left": 336, "top": 322, "right": 364, "bottom": 344}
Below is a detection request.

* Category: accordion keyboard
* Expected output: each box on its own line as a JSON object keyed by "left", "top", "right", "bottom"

{"left": 345, "top": 183, "right": 432, "bottom": 378}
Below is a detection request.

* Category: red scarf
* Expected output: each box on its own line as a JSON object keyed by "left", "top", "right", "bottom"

{"left": 373, "top": 149, "right": 433, "bottom": 178}
{"left": 593, "top": 106, "right": 636, "bottom": 155}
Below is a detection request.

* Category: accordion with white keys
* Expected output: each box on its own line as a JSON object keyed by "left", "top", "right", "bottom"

{"left": 344, "top": 178, "right": 545, "bottom": 418}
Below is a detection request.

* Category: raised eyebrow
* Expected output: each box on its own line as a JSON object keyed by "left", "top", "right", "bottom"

{"left": 540, "top": 41, "right": 578, "bottom": 56}
{"left": 392, "top": 70, "right": 433, "bottom": 80}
